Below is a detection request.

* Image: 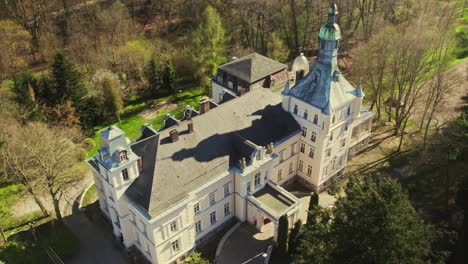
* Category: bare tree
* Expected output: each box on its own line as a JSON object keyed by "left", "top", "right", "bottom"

{"left": 0, "top": 122, "right": 86, "bottom": 221}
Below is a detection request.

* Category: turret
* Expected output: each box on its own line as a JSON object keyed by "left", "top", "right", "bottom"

{"left": 317, "top": 3, "right": 341, "bottom": 70}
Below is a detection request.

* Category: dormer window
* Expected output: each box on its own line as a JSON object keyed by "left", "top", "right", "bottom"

{"left": 333, "top": 71, "right": 340, "bottom": 82}
{"left": 119, "top": 151, "right": 128, "bottom": 162}
{"left": 313, "top": 115, "right": 319, "bottom": 125}
{"left": 303, "top": 110, "right": 308, "bottom": 120}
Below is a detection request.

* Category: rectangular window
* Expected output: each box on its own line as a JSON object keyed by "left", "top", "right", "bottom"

{"left": 289, "top": 162, "right": 293, "bottom": 173}
{"left": 278, "top": 169, "right": 282, "bottom": 181}
{"left": 307, "top": 165, "right": 312, "bottom": 177}
{"left": 291, "top": 144, "right": 296, "bottom": 156}
{"left": 210, "top": 211, "right": 216, "bottom": 225}
{"left": 172, "top": 240, "right": 180, "bottom": 252}
{"left": 329, "top": 132, "right": 333, "bottom": 141}
{"left": 344, "top": 123, "right": 348, "bottom": 131}
{"left": 195, "top": 221, "right": 202, "bottom": 234}
{"left": 209, "top": 193, "right": 216, "bottom": 206}
{"left": 254, "top": 173, "right": 261, "bottom": 187}
{"left": 122, "top": 168, "right": 129, "bottom": 181}
{"left": 224, "top": 203, "right": 230, "bottom": 216}
{"left": 264, "top": 171, "right": 268, "bottom": 182}
{"left": 300, "top": 143, "right": 305, "bottom": 153}
{"left": 341, "top": 138, "right": 346, "bottom": 149}
{"left": 302, "top": 127, "right": 307, "bottom": 137}
{"left": 309, "top": 147, "right": 314, "bottom": 159}
{"left": 339, "top": 155, "right": 344, "bottom": 166}
{"left": 280, "top": 151, "right": 285, "bottom": 161}
{"left": 311, "top": 132, "right": 317, "bottom": 142}
{"left": 298, "top": 160, "right": 303, "bottom": 171}
{"left": 170, "top": 221, "right": 177, "bottom": 232}
{"left": 194, "top": 203, "right": 200, "bottom": 214}
{"left": 224, "top": 184, "right": 230, "bottom": 197}
{"left": 326, "top": 148, "right": 331, "bottom": 158}
{"left": 247, "top": 182, "right": 251, "bottom": 193}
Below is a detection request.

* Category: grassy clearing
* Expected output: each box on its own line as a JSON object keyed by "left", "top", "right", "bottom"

{"left": 0, "top": 220, "right": 79, "bottom": 264}
{"left": 0, "top": 184, "right": 47, "bottom": 235}
{"left": 81, "top": 184, "right": 97, "bottom": 207}
{"left": 86, "top": 87, "right": 206, "bottom": 157}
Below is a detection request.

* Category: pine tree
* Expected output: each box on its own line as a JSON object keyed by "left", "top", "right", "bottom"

{"left": 146, "top": 57, "right": 160, "bottom": 96}
{"left": 49, "top": 52, "right": 87, "bottom": 107}
{"left": 10, "top": 72, "right": 43, "bottom": 121}
{"left": 308, "top": 192, "right": 319, "bottom": 211}
{"left": 277, "top": 214, "right": 289, "bottom": 256}
{"left": 190, "top": 5, "right": 226, "bottom": 91}
{"left": 162, "top": 61, "right": 176, "bottom": 92}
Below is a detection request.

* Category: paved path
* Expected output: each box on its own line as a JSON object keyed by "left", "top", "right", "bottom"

{"left": 62, "top": 174, "right": 128, "bottom": 264}
{"left": 217, "top": 223, "right": 274, "bottom": 264}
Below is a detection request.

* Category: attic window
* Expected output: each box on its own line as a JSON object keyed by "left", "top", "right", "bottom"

{"left": 119, "top": 151, "right": 128, "bottom": 162}
{"left": 333, "top": 71, "right": 340, "bottom": 82}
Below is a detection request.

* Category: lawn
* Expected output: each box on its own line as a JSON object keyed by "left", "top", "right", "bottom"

{"left": 81, "top": 184, "right": 97, "bottom": 207}
{"left": 0, "top": 184, "right": 48, "bottom": 237}
{"left": 86, "top": 87, "right": 206, "bottom": 157}
{"left": 0, "top": 220, "right": 79, "bottom": 264}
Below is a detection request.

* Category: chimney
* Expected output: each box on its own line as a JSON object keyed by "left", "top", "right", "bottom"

{"left": 169, "top": 129, "right": 179, "bottom": 142}
{"left": 199, "top": 96, "right": 211, "bottom": 114}
{"left": 188, "top": 122, "right": 194, "bottom": 133}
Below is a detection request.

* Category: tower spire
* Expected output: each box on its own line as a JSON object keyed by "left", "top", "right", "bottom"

{"left": 327, "top": 3, "right": 338, "bottom": 24}
{"left": 317, "top": 3, "right": 341, "bottom": 69}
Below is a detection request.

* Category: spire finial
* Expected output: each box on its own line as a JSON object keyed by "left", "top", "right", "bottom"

{"left": 327, "top": 3, "right": 338, "bottom": 24}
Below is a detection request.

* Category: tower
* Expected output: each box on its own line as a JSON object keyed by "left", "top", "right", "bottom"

{"left": 317, "top": 3, "right": 341, "bottom": 70}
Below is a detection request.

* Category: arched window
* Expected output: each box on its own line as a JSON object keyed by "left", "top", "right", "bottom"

{"left": 303, "top": 110, "right": 308, "bottom": 120}
{"left": 293, "top": 105, "right": 298, "bottom": 115}
{"left": 313, "top": 115, "right": 319, "bottom": 125}
{"left": 119, "top": 151, "right": 128, "bottom": 162}
{"left": 347, "top": 106, "right": 351, "bottom": 116}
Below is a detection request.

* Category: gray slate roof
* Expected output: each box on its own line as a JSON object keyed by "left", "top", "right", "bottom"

{"left": 288, "top": 62, "right": 357, "bottom": 114}
{"left": 126, "top": 88, "right": 300, "bottom": 217}
{"left": 219, "top": 53, "right": 287, "bottom": 83}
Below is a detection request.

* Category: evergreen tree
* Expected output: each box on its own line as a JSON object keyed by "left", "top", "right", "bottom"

{"left": 288, "top": 219, "right": 302, "bottom": 257}
{"left": 100, "top": 77, "right": 124, "bottom": 121}
{"left": 48, "top": 52, "right": 87, "bottom": 107}
{"left": 10, "top": 72, "right": 43, "bottom": 121}
{"left": 162, "top": 61, "right": 176, "bottom": 92}
{"left": 295, "top": 176, "right": 435, "bottom": 263}
{"left": 308, "top": 192, "right": 319, "bottom": 212}
{"left": 277, "top": 214, "right": 289, "bottom": 256}
{"left": 146, "top": 57, "right": 160, "bottom": 96}
{"left": 190, "top": 5, "right": 226, "bottom": 91}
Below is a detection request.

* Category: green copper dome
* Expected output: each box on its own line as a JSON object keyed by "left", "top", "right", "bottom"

{"left": 319, "top": 23, "right": 341, "bottom": 41}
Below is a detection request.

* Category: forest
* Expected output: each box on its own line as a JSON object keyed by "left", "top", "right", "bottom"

{"left": 0, "top": 0, "right": 467, "bottom": 263}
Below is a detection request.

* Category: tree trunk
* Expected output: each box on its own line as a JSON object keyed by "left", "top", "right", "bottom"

{"left": 397, "top": 118, "right": 408, "bottom": 152}
{"left": 25, "top": 185, "right": 50, "bottom": 216}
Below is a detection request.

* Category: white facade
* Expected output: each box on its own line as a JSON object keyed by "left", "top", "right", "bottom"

{"left": 86, "top": 4, "right": 373, "bottom": 264}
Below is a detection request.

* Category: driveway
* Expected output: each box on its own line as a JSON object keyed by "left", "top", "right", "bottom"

{"left": 217, "top": 223, "right": 274, "bottom": 264}
{"left": 62, "top": 174, "right": 128, "bottom": 264}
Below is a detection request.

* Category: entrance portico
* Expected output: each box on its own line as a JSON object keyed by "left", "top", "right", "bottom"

{"left": 246, "top": 182, "right": 301, "bottom": 241}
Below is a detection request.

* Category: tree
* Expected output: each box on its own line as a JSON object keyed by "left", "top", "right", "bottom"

{"left": 277, "top": 214, "right": 289, "bottom": 256}
{"left": 295, "top": 176, "right": 436, "bottom": 263}
{"left": 48, "top": 52, "right": 87, "bottom": 107}
{"left": 288, "top": 219, "right": 302, "bottom": 257}
{"left": 100, "top": 77, "right": 124, "bottom": 122}
{"left": 307, "top": 192, "right": 318, "bottom": 212}
{"left": 1, "top": 122, "right": 86, "bottom": 221}
{"left": 146, "top": 58, "right": 161, "bottom": 96}
{"left": 45, "top": 100, "right": 80, "bottom": 127}
{"left": 338, "top": 176, "right": 433, "bottom": 262}
{"left": 10, "top": 72, "right": 43, "bottom": 122}
{"left": 190, "top": 5, "right": 226, "bottom": 91}
{"left": 0, "top": 20, "right": 31, "bottom": 82}
{"left": 267, "top": 33, "right": 290, "bottom": 63}
{"left": 184, "top": 252, "right": 208, "bottom": 264}
{"left": 162, "top": 61, "right": 176, "bottom": 92}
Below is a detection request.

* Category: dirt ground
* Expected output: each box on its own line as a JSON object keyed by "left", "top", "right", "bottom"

{"left": 139, "top": 98, "right": 178, "bottom": 120}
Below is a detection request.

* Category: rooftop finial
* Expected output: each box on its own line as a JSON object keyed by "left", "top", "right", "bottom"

{"left": 328, "top": 3, "right": 338, "bottom": 24}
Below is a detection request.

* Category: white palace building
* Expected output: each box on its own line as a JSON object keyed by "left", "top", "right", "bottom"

{"left": 86, "top": 4, "right": 373, "bottom": 264}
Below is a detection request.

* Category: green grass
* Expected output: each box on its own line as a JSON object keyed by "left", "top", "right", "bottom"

{"left": 81, "top": 184, "right": 97, "bottom": 207}
{"left": 0, "top": 220, "right": 79, "bottom": 264}
{"left": 0, "top": 184, "right": 47, "bottom": 234}
{"left": 86, "top": 87, "right": 206, "bottom": 158}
